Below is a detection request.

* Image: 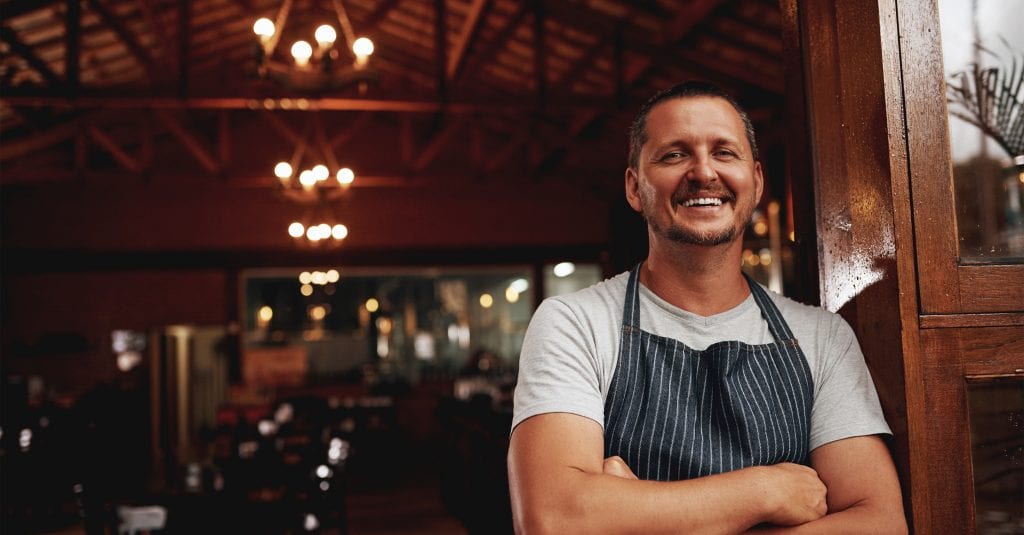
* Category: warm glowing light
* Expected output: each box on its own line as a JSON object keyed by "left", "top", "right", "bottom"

{"left": 314, "top": 25, "right": 337, "bottom": 47}
{"left": 299, "top": 271, "right": 312, "bottom": 284}
{"left": 258, "top": 306, "right": 274, "bottom": 322}
{"left": 753, "top": 221, "right": 768, "bottom": 236}
{"left": 352, "top": 37, "right": 374, "bottom": 57}
{"left": 274, "top": 161, "right": 293, "bottom": 179}
{"left": 317, "top": 223, "right": 331, "bottom": 238}
{"left": 304, "top": 513, "right": 320, "bottom": 531}
{"left": 376, "top": 316, "right": 393, "bottom": 334}
{"left": 312, "top": 271, "right": 327, "bottom": 285}
{"left": 479, "top": 293, "right": 494, "bottom": 308}
{"left": 552, "top": 262, "right": 576, "bottom": 277}
{"left": 309, "top": 305, "right": 327, "bottom": 321}
{"left": 299, "top": 170, "right": 316, "bottom": 189}
{"left": 306, "top": 225, "right": 322, "bottom": 241}
{"left": 505, "top": 287, "right": 520, "bottom": 303}
{"left": 291, "top": 40, "right": 313, "bottom": 66}
{"left": 312, "top": 164, "right": 329, "bottom": 181}
{"left": 365, "top": 298, "right": 379, "bottom": 313}
{"left": 253, "top": 18, "right": 275, "bottom": 40}
{"left": 789, "top": 230, "right": 796, "bottom": 242}
{"left": 288, "top": 222, "right": 305, "bottom": 238}
{"left": 326, "top": 269, "right": 339, "bottom": 283}
{"left": 300, "top": 284, "right": 314, "bottom": 296}
{"left": 759, "top": 248, "right": 772, "bottom": 266}
{"left": 331, "top": 224, "right": 348, "bottom": 240}
{"left": 336, "top": 167, "right": 355, "bottom": 186}
{"left": 509, "top": 278, "right": 529, "bottom": 293}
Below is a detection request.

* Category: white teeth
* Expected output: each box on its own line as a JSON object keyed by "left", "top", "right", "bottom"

{"left": 682, "top": 197, "right": 723, "bottom": 207}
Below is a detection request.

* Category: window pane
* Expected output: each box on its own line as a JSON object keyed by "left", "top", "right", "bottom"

{"left": 939, "top": 0, "right": 1024, "bottom": 260}
{"left": 243, "top": 267, "right": 532, "bottom": 386}
{"left": 967, "top": 380, "right": 1024, "bottom": 534}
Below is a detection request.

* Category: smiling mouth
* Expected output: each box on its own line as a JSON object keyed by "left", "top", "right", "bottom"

{"left": 681, "top": 197, "right": 723, "bottom": 207}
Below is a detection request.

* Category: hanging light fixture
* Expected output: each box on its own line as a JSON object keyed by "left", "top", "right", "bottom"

{"left": 252, "top": 0, "right": 377, "bottom": 92}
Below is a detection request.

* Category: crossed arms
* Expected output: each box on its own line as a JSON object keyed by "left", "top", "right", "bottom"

{"left": 508, "top": 412, "right": 906, "bottom": 535}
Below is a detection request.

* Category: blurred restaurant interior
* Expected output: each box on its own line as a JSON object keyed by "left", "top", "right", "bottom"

{"left": 2, "top": 0, "right": 1022, "bottom": 534}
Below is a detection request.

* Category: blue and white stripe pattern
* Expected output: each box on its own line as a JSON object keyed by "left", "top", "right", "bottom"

{"left": 603, "top": 264, "right": 814, "bottom": 481}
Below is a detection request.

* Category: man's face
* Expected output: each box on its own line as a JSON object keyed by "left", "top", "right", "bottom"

{"left": 626, "top": 96, "right": 763, "bottom": 247}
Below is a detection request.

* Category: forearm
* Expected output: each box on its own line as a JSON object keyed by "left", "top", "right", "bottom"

{"left": 747, "top": 501, "right": 907, "bottom": 535}
{"left": 511, "top": 463, "right": 775, "bottom": 535}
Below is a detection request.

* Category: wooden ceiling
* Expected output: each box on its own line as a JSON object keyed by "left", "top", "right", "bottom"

{"left": 0, "top": 0, "right": 787, "bottom": 196}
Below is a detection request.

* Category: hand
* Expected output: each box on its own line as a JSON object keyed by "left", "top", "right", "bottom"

{"left": 603, "top": 456, "right": 638, "bottom": 480}
{"left": 757, "top": 463, "right": 828, "bottom": 526}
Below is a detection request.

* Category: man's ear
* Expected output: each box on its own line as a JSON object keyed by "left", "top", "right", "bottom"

{"left": 753, "top": 161, "right": 764, "bottom": 204}
{"left": 625, "top": 167, "right": 643, "bottom": 213}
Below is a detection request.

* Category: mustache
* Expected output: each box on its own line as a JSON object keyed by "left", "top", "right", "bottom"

{"left": 671, "top": 186, "right": 736, "bottom": 204}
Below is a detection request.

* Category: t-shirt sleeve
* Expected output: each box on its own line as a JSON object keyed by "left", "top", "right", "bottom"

{"left": 511, "top": 297, "right": 606, "bottom": 432}
{"left": 809, "top": 314, "right": 892, "bottom": 451}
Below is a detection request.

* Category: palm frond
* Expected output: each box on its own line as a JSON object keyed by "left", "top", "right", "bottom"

{"left": 947, "top": 50, "right": 1024, "bottom": 157}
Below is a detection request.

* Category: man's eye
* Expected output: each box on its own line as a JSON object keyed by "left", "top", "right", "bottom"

{"left": 715, "top": 150, "right": 738, "bottom": 159}
{"left": 660, "top": 152, "right": 684, "bottom": 161}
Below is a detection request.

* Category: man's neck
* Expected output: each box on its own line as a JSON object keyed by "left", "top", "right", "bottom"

{"left": 640, "top": 235, "right": 750, "bottom": 317}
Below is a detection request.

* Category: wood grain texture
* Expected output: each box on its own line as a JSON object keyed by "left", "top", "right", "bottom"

{"left": 795, "top": 0, "right": 922, "bottom": 529}
{"left": 896, "top": 0, "right": 961, "bottom": 313}
{"left": 959, "top": 265, "right": 1024, "bottom": 313}
{"left": 921, "top": 312, "right": 1024, "bottom": 329}
{"left": 919, "top": 328, "right": 973, "bottom": 535}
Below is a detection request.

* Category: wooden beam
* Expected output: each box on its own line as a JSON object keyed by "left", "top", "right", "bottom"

{"left": 362, "top": 0, "right": 400, "bottom": 28}
{"left": 261, "top": 110, "right": 305, "bottom": 146}
{"left": 458, "top": 3, "right": 529, "bottom": 82}
{"left": 65, "top": 0, "right": 80, "bottom": 95}
{"left": 434, "top": 0, "right": 448, "bottom": 101}
{"left": 0, "top": 26, "right": 64, "bottom": 87}
{"left": 0, "top": 0, "right": 61, "bottom": 19}
{"left": 137, "top": 0, "right": 173, "bottom": 64}
{"left": 532, "top": 0, "right": 546, "bottom": 107}
{"left": 87, "top": 124, "right": 143, "bottom": 173}
{"left": 177, "top": 0, "right": 190, "bottom": 96}
{"left": 0, "top": 95, "right": 623, "bottom": 113}
{"left": 154, "top": 109, "right": 219, "bottom": 173}
{"left": 0, "top": 120, "right": 79, "bottom": 161}
{"left": 413, "top": 115, "right": 464, "bottom": 172}
{"left": 446, "top": 0, "right": 491, "bottom": 80}
{"left": 329, "top": 111, "right": 372, "bottom": 151}
{"left": 84, "top": 0, "right": 159, "bottom": 83}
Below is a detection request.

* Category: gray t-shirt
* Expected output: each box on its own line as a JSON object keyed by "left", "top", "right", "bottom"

{"left": 512, "top": 271, "right": 891, "bottom": 452}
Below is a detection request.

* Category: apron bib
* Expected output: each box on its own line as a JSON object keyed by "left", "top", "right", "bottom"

{"left": 603, "top": 264, "right": 814, "bottom": 481}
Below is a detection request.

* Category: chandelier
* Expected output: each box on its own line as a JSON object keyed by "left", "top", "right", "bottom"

{"left": 272, "top": 114, "right": 356, "bottom": 247}
{"left": 253, "top": 0, "right": 376, "bottom": 92}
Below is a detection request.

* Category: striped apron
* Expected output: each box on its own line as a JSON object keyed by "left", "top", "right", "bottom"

{"left": 603, "top": 264, "right": 814, "bottom": 481}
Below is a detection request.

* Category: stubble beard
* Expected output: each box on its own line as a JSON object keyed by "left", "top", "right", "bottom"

{"left": 640, "top": 181, "right": 753, "bottom": 247}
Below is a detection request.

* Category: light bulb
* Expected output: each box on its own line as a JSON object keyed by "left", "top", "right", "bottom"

{"left": 317, "top": 223, "right": 331, "bottom": 236}
{"left": 312, "top": 164, "right": 329, "bottom": 181}
{"left": 331, "top": 224, "right": 348, "bottom": 240}
{"left": 274, "top": 162, "right": 293, "bottom": 179}
{"left": 336, "top": 167, "right": 354, "bottom": 187}
{"left": 288, "top": 222, "right": 305, "bottom": 238}
{"left": 253, "top": 18, "right": 275, "bottom": 40}
{"left": 314, "top": 25, "right": 337, "bottom": 48}
{"left": 552, "top": 262, "right": 576, "bottom": 277}
{"left": 299, "top": 170, "right": 316, "bottom": 189}
{"left": 352, "top": 37, "right": 374, "bottom": 58}
{"left": 291, "top": 40, "right": 313, "bottom": 67}
{"left": 307, "top": 226, "right": 322, "bottom": 241}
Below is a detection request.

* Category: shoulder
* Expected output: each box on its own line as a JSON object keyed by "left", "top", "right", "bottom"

{"left": 534, "top": 271, "right": 628, "bottom": 325}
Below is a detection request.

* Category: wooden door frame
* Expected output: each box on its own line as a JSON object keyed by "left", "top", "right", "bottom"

{"left": 780, "top": 0, "right": 925, "bottom": 530}
{"left": 784, "top": 0, "right": 1024, "bottom": 533}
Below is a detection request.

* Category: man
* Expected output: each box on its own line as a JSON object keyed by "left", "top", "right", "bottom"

{"left": 507, "top": 82, "right": 906, "bottom": 534}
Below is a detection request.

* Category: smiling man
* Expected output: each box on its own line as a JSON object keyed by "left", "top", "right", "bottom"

{"left": 507, "top": 82, "right": 907, "bottom": 534}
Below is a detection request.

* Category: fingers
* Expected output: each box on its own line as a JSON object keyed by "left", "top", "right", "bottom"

{"left": 602, "top": 456, "right": 638, "bottom": 480}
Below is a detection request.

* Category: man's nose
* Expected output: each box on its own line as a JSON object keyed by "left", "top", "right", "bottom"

{"left": 685, "top": 153, "right": 717, "bottom": 183}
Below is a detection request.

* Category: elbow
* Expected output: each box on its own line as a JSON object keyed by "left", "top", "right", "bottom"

{"left": 512, "top": 503, "right": 577, "bottom": 535}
